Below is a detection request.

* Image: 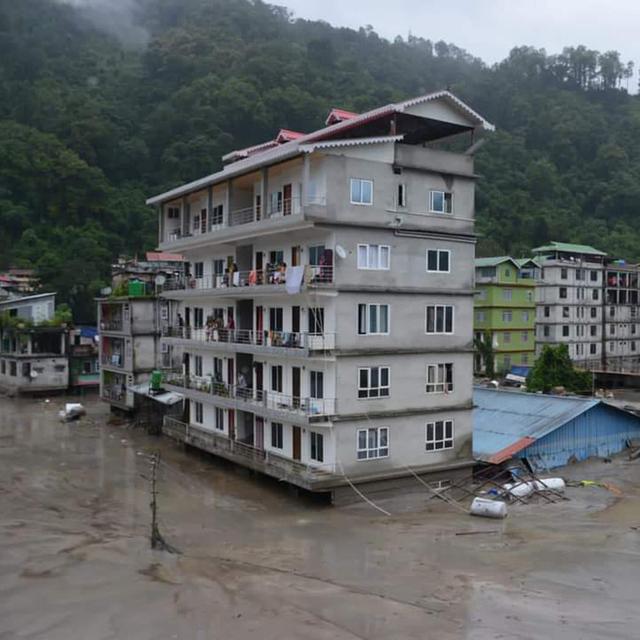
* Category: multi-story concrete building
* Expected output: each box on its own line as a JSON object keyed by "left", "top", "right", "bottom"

{"left": 148, "top": 91, "right": 493, "bottom": 501}
{"left": 474, "top": 257, "right": 537, "bottom": 373}
{"left": 0, "top": 292, "right": 69, "bottom": 395}
{"left": 603, "top": 259, "right": 640, "bottom": 372}
{"left": 97, "top": 295, "right": 164, "bottom": 410}
{"left": 533, "top": 242, "right": 606, "bottom": 366}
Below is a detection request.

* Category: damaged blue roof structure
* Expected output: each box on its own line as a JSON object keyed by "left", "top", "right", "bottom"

{"left": 473, "top": 388, "right": 640, "bottom": 471}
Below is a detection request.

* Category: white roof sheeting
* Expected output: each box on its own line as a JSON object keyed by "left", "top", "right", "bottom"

{"left": 146, "top": 90, "right": 494, "bottom": 206}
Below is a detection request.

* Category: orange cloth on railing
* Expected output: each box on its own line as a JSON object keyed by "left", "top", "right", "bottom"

{"left": 248, "top": 270, "right": 257, "bottom": 286}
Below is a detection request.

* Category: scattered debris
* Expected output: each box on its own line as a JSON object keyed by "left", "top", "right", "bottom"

{"left": 455, "top": 529, "right": 500, "bottom": 536}
{"left": 470, "top": 497, "right": 507, "bottom": 519}
{"left": 58, "top": 403, "right": 86, "bottom": 422}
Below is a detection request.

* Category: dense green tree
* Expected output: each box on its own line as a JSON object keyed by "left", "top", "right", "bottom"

{"left": 2, "top": 0, "right": 640, "bottom": 321}
{"left": 526, "top": 345, "right": 592, "bottom": 394}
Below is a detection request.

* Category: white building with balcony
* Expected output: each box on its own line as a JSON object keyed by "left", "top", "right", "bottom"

{"left": 149, "top": 91, "right": 493, "bottom": 502}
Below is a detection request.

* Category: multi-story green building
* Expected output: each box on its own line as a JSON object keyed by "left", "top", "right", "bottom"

{"left": 474, "top": 257, "right": 538, "bottom": 373}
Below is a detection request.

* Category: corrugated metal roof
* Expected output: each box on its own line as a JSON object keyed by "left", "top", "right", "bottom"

{"left": 146, "top": 90, "right": 495, "bottom": 205}
{"left": 474, "top": 256, "right": 516, "bottom": 268}
{"left": 473, "top": 388, "right": 600, "bottom": 463}
{"left": 532, "top": 241, "right": 606, "bottom": 256}
{"left": 300, "top": 135, "right": 404, "bottom": 152}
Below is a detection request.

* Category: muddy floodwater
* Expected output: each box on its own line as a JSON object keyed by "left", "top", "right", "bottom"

{"left": 2, "top": 396, "right": 640, "bottom": 639}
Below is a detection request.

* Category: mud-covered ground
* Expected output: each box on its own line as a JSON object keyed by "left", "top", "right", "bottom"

{"left": 1, "top": 395, "right": 640, "bottom": 640}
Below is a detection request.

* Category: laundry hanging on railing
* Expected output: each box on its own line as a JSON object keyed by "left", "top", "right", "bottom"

{"left": 286, "top": 265, "right": 304, "bottom": 294}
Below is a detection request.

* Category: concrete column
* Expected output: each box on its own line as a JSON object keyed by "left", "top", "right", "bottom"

{"left": 302, "top": 155, "right": 310, "bottom": 207}
{"left": 225, "top": 180, "right": 232, "bottom": 226}
{"left": 260, "top": 168, "right": 268, "bottom": 220}
{"left": 158, "top": 204, "right": 164, "bottom": 245}
{"left": 207, "top": 185, "right": 213, "bottom": 232}
{"left": 182, "top": 196, "right": 190, "bottom": 236}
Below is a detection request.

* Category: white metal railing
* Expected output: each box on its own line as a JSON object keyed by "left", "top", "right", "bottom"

{"left": 164, "top": 373, "right": 335, "bottom": 417}
{"left": 102, "top": 384, "right": 126, "bottom": 402}
{"left": 162, "top": 326, "right": 335, "bottom": 351}
{"left": 162, "top": 264, "right": 334, "bottom": 291}
{"left": 162, "top": 417, "right": 335, "bottom": 477}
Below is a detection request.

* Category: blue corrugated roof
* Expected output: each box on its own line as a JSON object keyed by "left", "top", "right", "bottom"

{"left": 473, "top": 387, "right": 601, "bottom": 463}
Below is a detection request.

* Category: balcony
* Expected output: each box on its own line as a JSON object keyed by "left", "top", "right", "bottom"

{"left": 161, "top": 195, "right": 326, "bottom": 249}
{"left": 164, "top": 372, "right": 335, "bottom": 420}
{"left": 102, "top": 384, "right": 126, "bottom": 403}
{"left": 162, "top": 264, "right": 333, "bottom": 295}
{"left": 162, "top": 417, "right": 336, "bottom": 489}
{"left": 162, "top": 326, "right": 335, "bottom": 353}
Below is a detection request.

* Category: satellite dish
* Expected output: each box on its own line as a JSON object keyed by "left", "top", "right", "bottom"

{"left": 30, "top": 370, "right": 38, "bottom": 379}
{"left": 335, "top": 244, "right": 347, "bottom": 260}
{"left": 155, "top": 274, "right": 166, "bottom": 286}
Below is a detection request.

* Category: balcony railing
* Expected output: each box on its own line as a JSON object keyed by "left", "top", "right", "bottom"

{"left": 100, "top": 319, "right": 124, "bottom": 331}
{"left": 165, "top": 196, "right": 326, "bottom": 243}
{"left": 102, "top": 384, "right": 126, "bottom": 402}
{"left": 164, "top": 373, "right": 335, "bottom": 417}
{"left": 163, "top": 265, "right": 333, "bottom": 292}
{"left": 101, "top": 353, "right": 125, "bottom": 367}
{"left": 162, "top": 326, "right": 335, "bottom": 351}
{"left": 163, "top": 417, "right": 335, "bottom": 478}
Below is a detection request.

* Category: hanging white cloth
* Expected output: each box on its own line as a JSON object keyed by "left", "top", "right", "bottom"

{"left": 286, "top": 266, "right": 304, "bottom": 294}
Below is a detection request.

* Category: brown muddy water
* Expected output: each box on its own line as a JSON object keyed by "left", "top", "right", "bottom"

{"left": 1, "top": 396, "right": 640, "bottom": 639}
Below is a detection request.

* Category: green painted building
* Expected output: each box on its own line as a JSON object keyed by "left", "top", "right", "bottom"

{"left": 474, "top": 257, "right": 539, "bottom": 374}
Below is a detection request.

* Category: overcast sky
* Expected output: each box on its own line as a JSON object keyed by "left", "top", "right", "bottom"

{"left": 281, "top": 0, "right": 638, "bottom": 79}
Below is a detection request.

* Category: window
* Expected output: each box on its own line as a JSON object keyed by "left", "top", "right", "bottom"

{"left": 358, "top": 366, "right": 390, "bottom": 398}
{"left": 559, "top": 287, "right": 567, "bottom": 299}
{"left": 194, "top": 307, "right": 204, "bottom": 328}
{"left": 22, "top": 362, "right": 31, "bottom": 377}
{"left": 167, "top": 206, "right": 180, "bottom": 219}
{"left": 502, "top": 310, "right": 512, "bottom": 322}
{"left": 563, "top": 306, "right": 570, "bottom": 319}
{"left": 358, "top": 304, "right": 389, "bottom": 335}
{"left": 397, "top": 183, "right": 406, "bottom": 208}
{"left": 194, "top": 262, "right": 204, "bottom": 279}
{"left": 425, "top": 305, "right": 454, "bottom": 334}
{"left": 212, "top": 204, "right": 223, "bottom": 226}
{"left": 357, "top": 427, "right": 389, "bottom": 460}
{"left": 310, "top": 431, "right": 324, "bottom": 462}
{"left": 358, "top": 244, "right": 390, "bottom": 270}
{"left": 561, "top": 268, "right": 568, "bottom": 280}
{"left": 350, "top": 178, "right": 373, "bottom": 205}
{"left": 543, "top": 325, "right": 550, "bottom": 337}
{"left": 591, "top": 325, "right": 597, "bottom": 337}
{"left": 522, "top": 354, "right": 529, "bottom": 365}
{"left": 426, "top": 420, "right": 454, "bottom": 452}
{"left": 476, "top": 289, "right": 487, "bottom": 300}
{"left": 522, "top": 331, "right": 529, "bottom": 342}
{"left": 429, "top": 190, "right": 453, "bottom": 214}
{"left": 577, "top": 325, "right": 585, "bottom": 337}
{"left": 210, "top": 407, "right": 223, "bottom": 431}
{"left": 590, "top": 343, "right": 597, "bottom": 355}
{"left": 308, "top": 307, "right": 325, "bottom": 334}
{"left": 502, "top": 289, "right": 513, "bottom": 300}
{"left": 544, "top": 306, "right": 550, "bottom": 318}
{"left": 476, "top": 311, "right": 485, "bottom": 322}
{"left": 503, "top": 332, "right": 511, "bottom": 344}
{"left": 9, "top": 361, "right": 16, "bottom": 376}
{"left": 609, "top": 324, "right": 615, "bottom": 335}
{"left": 590, "top": 270, "right": 598, "bottom": 282}
{"left": 0, "top": 360, "right": 4, "bottom": 375}
{"left": 193, "top": 355, "right": 203, "bottom": 377}
{"left": 577, "top": 288, "right": 585, "bottom": 300}
{"left": 591, "top": 307, "right": 598, "bottom": 318}
{"left": 479, "top": 267, "right": 496, "bottom": 278}
{"left": 270, "top": 190, "right": 283, "bottom": 214}
{"left": 426, "top": 363, "right": 453, "bottom": 393}
{"left": 610, "top": 306, "right": 616, "bottom": 318}
{"left": 576, "top": 269, "right": 584, "bottom": 281}
{"left": 562, "top": 325, "right": 570, "bottom": 337}
{"left": 271, "top": 422, "right": 283, "bottom": 449}
{"left": 269, "top": 307, "right": 283, "bottom": 332}
{"left": 271, "top": 365, "right": 283, "bottom": 393}
{"left": 426, "top": 249, "right": 450, "bottom": 273}
{"left": 503, "top": 355, "right": 512, "bottom": 369}
{"left": 592, "top": 289, "right": 599, "bottom": 301}
{"left": 633, "top": 341, "right": 637, "bottom": 352}
{"left": 522, "top": 311, "right": 530, "bottom": 322}
{"left": 194, "top": 401, "right": 203, "bottom": 424}
{"left": 310, "top": 371, "right": 324, "bottom": 399}
{"left": 576, "top": 343, "right": 584, "bottom": 356}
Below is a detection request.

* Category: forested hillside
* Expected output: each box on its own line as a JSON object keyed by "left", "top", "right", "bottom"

{"left": 1, "top": 0, "right": 639, "bottom": 319}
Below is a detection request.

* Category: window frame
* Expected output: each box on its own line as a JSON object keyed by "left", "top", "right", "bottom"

{"left": 357, "top": 427, "right": 389, "bottom": 460}
{"left": 425, "top": 305, "right": 455, "bottom": 335}
{"left": 425, "top": 363, "right": 454, "bottom": 394}
{"left": 428, "top": 190, "right": 453, "bottom": 214}
{"left": 350, "top": 178, "right": 373, "bottom": 206}
{"left": 357, "top": 244, "right": 390, "bottom": 271}
{"left": 425, "top": 419, "right": 454, "bottom": 452}
{"left": 357, "top": 303, "right": 390, "bottom": 336}
{"left": 358, "top": 366, "right": 390, "bottom": 399}
{"left": 271, "top": 422, "right": 283, "bottom": 449}
{"left": 426, "top": 249, "right": 451, "bottom": 274}
{"left": 310, "top": 431, "right": 324, "bottom": 462}
{"left": 194, "top": 401, "right": 203, "bottom": 424}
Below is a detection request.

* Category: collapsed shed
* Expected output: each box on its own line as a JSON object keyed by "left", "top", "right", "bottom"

{"left": 473, "top": 387, "right": 640, "bottom": 471}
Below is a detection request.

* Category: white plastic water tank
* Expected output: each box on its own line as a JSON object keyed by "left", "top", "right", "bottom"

{"left": 470, "top": 497, "right": 508, "bottom": 519}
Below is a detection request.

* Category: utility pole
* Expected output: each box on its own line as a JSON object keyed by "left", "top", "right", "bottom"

{"left": 148, "top": 452, "right": 179, "bottom": 553}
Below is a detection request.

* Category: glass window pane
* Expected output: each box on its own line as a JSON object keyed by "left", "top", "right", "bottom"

{"left": 358, "top": 430, "right": 367, "bottom": 449}
{"left": 362, "top": 180, "right": 372, "bottom": 203}
{"left": 359, "top": 369, "right": 368, "bottom": 388}
{"left": 351, "top": 179, "right": 360, "bottom": 203}
{"left": 368, "top": 245, "right": 378, "bottom": 269}
{"left": 445, "top": 306, "right": 453, "bottom": 333}
{"left": 427, "top": 250, "right": 437, "bottom": 271}
{"left": 426, "top": 423, "right": 433, "bottom": 440}
{"left": 436, "top": 306, "right": 444, "bottom": 332}
{"left": 439, "top": 251, "right": 449, "bottom": 272}
{"left": 431, "top": 191, "right": 443, "bottom": 212}
{"left": 371, "top": 367, "right": 379, "bottom": 387}
{"left": 435, "top": 421, "right": 443, "bottom": 440}
{"left": 426, "top": 307, "right": 435, "bottom": 333}
{"left": 380, "top": 306, "right": 388, "bottom": 333}
{"left": 380, "top": 367, "right": 389, "bottom": 386}
{"left": 358, "top": 245, "right": 367, "bottom": 268}
{"left": 358, "top": 304, "right": 367, "bottom": 334}
{"left": 380, "top": 246, "right": 390, "bottom": 269}
{"left": 380, "top": 428, "right": 388, "bottom": 447}
{"left": 369, "top": 305, "right": 377, "bottom": 333}
{"left": 368, "top": 428, "right": 377, "bottom": 449}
